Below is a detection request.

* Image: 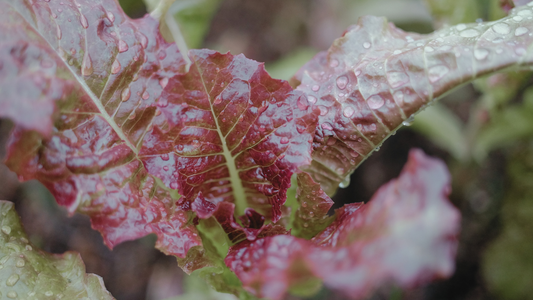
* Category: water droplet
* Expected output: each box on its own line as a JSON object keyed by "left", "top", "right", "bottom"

{"left": 363, "top": 42, "right": 371, "bottom": 49}
{"left": 6, "top": 274, "right": 19, "bottom": 286}
{"left": 297, "top": 97, "right": 309, "bottom": 110}
{"left": 81, "top": 53, "right": 93, "bottom": 76}
{"left": 137, "top": 33, "right": 148, "bottom": 49}
{"left": 158, "top": 50, "right": 167, "bottom": 60}
{"left": 367, "top": 95, "right": 384, "bottom": 109}
{"left": 213, "top": 97, "right": 222, "bottom": 105}
{"left": 516, "top": 47, "right": 527, "bottom": 56}
{"left": 336, "top": 75, "right": 348, "bottom": 89}
{"left": 518, "top": 9, "right": 533, "bottom": 16}
{"left": 15, "top": 258, "right": 25, "bottom": 267}
{"left": 7, "top": 291, "right": 17, "bottom": 299}
{"left": 121, "top": 87, "right": 131, "bottom": 101}
{"left": 318, "top": 106, "right": 328, "bottom": 116}
{"left": 161, "top": 154, "right": 169, "bottom": 161}
{"left": 56, "top": 24, "right": 62, "bottom": 39}
{"left": 170, "top": 182, "right": 178, "bottom": 189}
{"left": 514, "top": 15, "right": 523, "bottom": 21}
{"left": 163, "top": 166, "right": 169, "bottom": 171}
{"left": 280, "top": 137, "right": 289, "bottom": 144}
{"left": 321, "top": 123, "right": 333, "bottom": 130}
{"left": 350, "top": 150, "right": 359, "bottom": 157}
{"left": 106, "top": 11, "right": 115, "bottom": 24}
{"left": 160, "top": 77, "right": 169, "bottom": 89}
{"left": 118, "top": 40, "right": 128, "bottom": 53}
{"left": 339, "top": 175, "right": 351, "bottom": 188}
{"left": 428, "top": 65, "right": 449, "bottom": 83}
{"left": 57, "top": 8, "right": 62, "bottom": 12}
{"left": 515, "top": 27, "right": 529, "bottom": 36}
{"left": 45, "top": 291, "right": 53, "bottom": 297}
{"left": 80, "top": 14, "right": 88, "bottom": 29}
{"left": 343, "top": 106, "right": 355, "bottom": 118}
{"left": 329, "top": 59, "right": 339, "bottom": 67}
{"left": 303, "top": 223, "right": 309, "bottom": 228}
{"left": 424, "top": 46, "right": 434, "bottom": 52}
{"left": 492, "top": 23, "right": 511, "bottom": 35}
{"left": 460, "top": 29, "right": 479, "bottom": 37}
{"left": 142, "top": 91, "right": 149, "bottom": 100}
{"left": 111, "top": 59, "right": 121, "bottom": 74}
{"left": 474, "top": 48, "right": 489, "bottom": 60}
{"left": 393, "top": 50, "right": 402, "bottom": 55}
{"left": 354, "top": 69, "right": 361, "bottom": 76}
{"left": 402, "top": 115, "right": 415, "bottom": 126}
{"left": 25, "top": 245, "right": 32, "bottom": 251}
{"left": 1, "top": 226, "right": 11, "bottom": 235}
{"left": 311, "top": 84, "right": 320, "bottom": 91}
{"left": 456, "top": 24, "right": 467, "bottom": 31}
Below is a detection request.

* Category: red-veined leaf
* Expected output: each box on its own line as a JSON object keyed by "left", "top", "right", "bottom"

{"left": 225, "top": 149, "right": 460, "bottom": 299}
{"left": 292, "top": 5, "right": 533, "bottom": 195}
{"left": 140, "top": 50, "right": 319, "bottom": 223}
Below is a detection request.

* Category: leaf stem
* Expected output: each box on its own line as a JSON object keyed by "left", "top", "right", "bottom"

{"left": 165, "top": 10, "right": 192, "bottom": 71}
{"left": 149, "top": 0, "right": 176, "bottom": 22}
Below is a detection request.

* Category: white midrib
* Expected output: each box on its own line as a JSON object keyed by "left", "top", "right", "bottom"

{"left": 18, "top": 4, "right": 139, "bottom": 157}
{"left": 195, "top": 63, "right": 247, "bottom": 216}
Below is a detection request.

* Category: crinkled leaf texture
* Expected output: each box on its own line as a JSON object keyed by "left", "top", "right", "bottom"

{"left": 0, "top": 201, "right": 114, "bottom": 300}
{"left": 225, "top": 150, "right": 460, "bottom": 300}
{"left": 292, "top": 4, "right": 533, "bottom": 195}
{"left": 0, "top": 0, "right": 317, "bottom": 267}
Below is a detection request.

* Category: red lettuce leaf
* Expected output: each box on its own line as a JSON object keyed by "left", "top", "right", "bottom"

{"left": 292, "top": 6, "right": 533, "bottom": 195}
{"left": 140, "top": 50, "right": 319, "bottom": 222}
{"left": 225, "top": 149, "right": 460, "bottom": 299}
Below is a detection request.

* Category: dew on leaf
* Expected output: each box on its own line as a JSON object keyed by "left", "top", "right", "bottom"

{"left": 6, "top": 274, "right": 19, "bottom": 286}
{"left": 456, "top": 24, "right": 467, "bottom": 31}
{"left": 45, "top": 291, "right": 53, "bottom": 297}
{"left": 329, "top": 59, "right": 339, "bottom": 67}
{"left": 1, "top": 226, "right": 11, "bottom": 235}
{"left": 402, "top": 115, "right": 415, "bottom": 126}
{"left": 518, "top": 9, "right": 533, "bottom": 16}
{"left": 363, "top": 42, "right": 371, "bottom": 49}
{"left": 118, "top": 40, "right": 128, "bottom": 53}
{"left": 318, "top": 106, "right": 328, "bottom": 116}
{"left": 516, "top": 47, "right": 527, "bottom": 55}
{"left": 158, "top": 50, "right": 167, "bottom": 60}
{"left": 428, "top": 65, "right": 449, "bottom": 83}
{"left": 339, "top": 175, "right": 351, "bottom": 188}
{"left": 321, "top": 123, "right": 333, "bottom": 130}
{"left": 106, "top": 11, "right": 115, "bottom": 24}
{"left": 213, "top": 97, "right": 222, "bottom": 105}
{"left": 460, "top": 29, "right": 479, "bottom": 37}
{"left": 343, "top": 106, "right": 355, "bottom": 118}
{"left": 160, "top": 77, "right": 169, "bottom": 89}
{"left": 6, "top": 291, "right": 17, "bottom": 299}
{"left": 80, "top": 14, "right": 89, "bottom": 28}
{"left": 15, "top": 258, "right": 25, "bottom": 268}
{"left": 111, "top": 59, "right": 121, "bottom": 74}
{"left": 492, "top": 23, "right": 511, "bottom": 35}
{"left": 142, "top": 91, "right": 149, "bottom": 100}
{"left": 81, "top": 53, "right": 93, "bottom": 76}
{"left": 350, "top": 150, "right": 359, "bottom": 157}
{"left": 307, "top": 95, "right": 317, "bottom": 104}
{"left": 336, "top": 75, "right": 348, "bottom": 89}
{"left": 514, "top": 15, "right": 523, "bottom": 21}
{"left": 138, "top": 33, "right": 148, "bottom": 49}
{"left": 474, "top": 48, "right": 489, "bottom": 60}
{"left": 280, "top": 137, "right": 289, "bottom": 144}
{"left": 170, "top": 182, "right": 178, "bottom": 189}
{"left": 312, "top": 84, "right": 320, "bottom": 91}
{"left": 515, "top": 27, "right": 529, "bottom": 36}
{"left": 424, "top": 46, "right": 434, "bottom": 52}
{"left": 367, "top": 95, "right": 384, "bottom": 109}
{"left": 161, "top": 154, "right": 169, "bottom": 161}
{"left": 121, "top": 87, "right": 131, "bottom": 101}
{"left": 56, "top": 24, "right": 62, "bottom": 39}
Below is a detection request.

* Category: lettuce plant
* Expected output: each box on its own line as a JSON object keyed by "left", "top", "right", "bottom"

{"left": 1, "top": 0, "right": 533, "bottom": 298}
